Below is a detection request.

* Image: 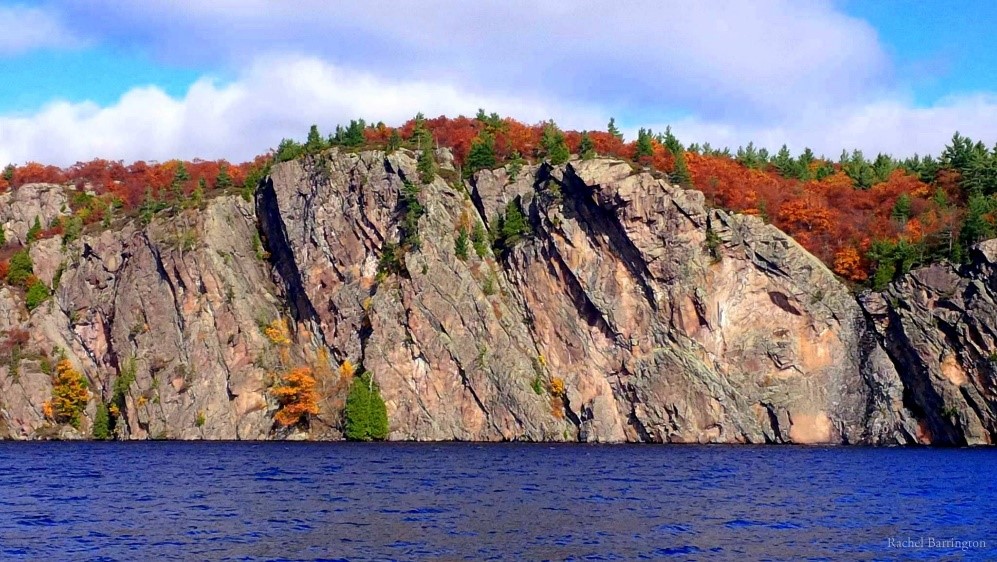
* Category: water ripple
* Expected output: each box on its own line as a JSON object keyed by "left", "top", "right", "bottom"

{"left": 0, "top": 443, "right": 993, "bottom": 560}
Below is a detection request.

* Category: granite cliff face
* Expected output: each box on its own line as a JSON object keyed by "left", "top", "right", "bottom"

{"left": 1, "top": 148, "right": 994, "bottom": 443}
{"left": 860, "top": 242, "right": 997, "bottom": 445}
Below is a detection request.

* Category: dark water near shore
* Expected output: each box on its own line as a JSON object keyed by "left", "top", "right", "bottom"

{"left": 0, "top": 443, "right": 994, "bottom": 561}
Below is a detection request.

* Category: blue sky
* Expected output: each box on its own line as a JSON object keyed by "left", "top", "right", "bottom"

{"left": 2, "top": 0, "right": 997, "bottom": 165}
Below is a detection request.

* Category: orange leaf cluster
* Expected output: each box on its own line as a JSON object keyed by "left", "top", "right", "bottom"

{"left": 272, "top": 366, "right": 320, "bottom": 427}
{"left": 44, "top": 359, "right": 91, "bottom": 428}
{"left": 687, "top": 151, "right": 941, "bottom": 276}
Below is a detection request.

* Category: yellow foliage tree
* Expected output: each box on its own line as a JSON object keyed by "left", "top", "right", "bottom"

{"left": 264, "top": 318, "right": 292, "bottom": 346}
{"left": 44, "top": 360, "right": 91, "bottom": 429}
{"left": 549, "top": 377, "right": 566, "bottom": 397}
{"left": 338, "top": 359, "right": 356, "bottom": 382}
{"left": 272, "top": 366, "right": 319, "bottom": 427}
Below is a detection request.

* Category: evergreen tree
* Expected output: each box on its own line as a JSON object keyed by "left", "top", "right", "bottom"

{"left": 417, "top": 146, "right": 437, "bottom": 184}
{"left": 736, "top": 142, "right": 764, "bottom": 169}
{"left": 344, "top": 372, "right": 389, "bottom": 441}
{"left": 579, "top": 131, "right": 595, "bottom": 160}
{"left": 842, "top": 149, "right": 877, "bottom": 189}
{"left": 215, "top": 164, "right": 233, "bottom": 190}
{"left": 305, "top": 124, "right": 325, "bottom": 153}
{"left": 454, "top": 226, "right": 469, "bottom": 260}
{"left": 466, "top": 131, "right": 497, "bottom": 176}
{"left": 942, "top": 131, "right": 975, "bottom": 173}
{"left": 499, "top": 198, "right": 531, "bottom": 249}
{"left": 960, "top": 193, "right": 997, "bottom": 247}
{"left": 6, "top": 249, "right": 33, "bottom": 286}
{"left": 387, "top": 129, "right": 402, "bottom": 153}
{"left": 192, "top": 178, "right": 206, "bottom": 208}
{"left": 330, "top": 124, "right": 345, "bottom": 145}
{"left": 400, "top": 180, "right": 425, "bottom": 249}
{"left": 541, "top": 122, "right": 570, "bottom": 165}
{"left": 634, "top": 128, "right": 654, "bottom": 161}
{"left": 607, "top": 117, "right": 622, "bottom": 140}
{"left": 962, "top": 148, "right": 997, "bottom": 195}
{"left": 471, "top": 221, "right": 489, "bottom": 258}
{"left": 0, "top": 225, "right": 6, "bottom": 246}
{"left": 661, "top": 126, "right": 683, "bottom": 156}
{"left": 342, "top": 119, "right": 366, "bottom": 148}
{"left": 92, "top": 403, "right": 111, "bottom": 440}
{"left": 26, "top": 216, "right": 41, "bottom": 243}
{"left": 275, "top": 138, "right": 304, "bottom": 162}
{"left": 672, "top": 152, "right": 691, "bottom": 185}
{"left": 411, "top": 112, "right": 429, "bottom": 147}
{"left": 891, "top": 194, "right": 911, "bottom": 224}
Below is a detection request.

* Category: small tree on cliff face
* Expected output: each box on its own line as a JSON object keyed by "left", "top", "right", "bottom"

{"left": 344, "top": 371, "right": 388, "bottom": 441}
{"left": 43, "top": 360, "right": 90, "bottom": 429}
{"left": 272, "top": 366, "right": 320, "bottom": 428}
{"left": 418, "top": 145, "right": 437, "bottom": 184}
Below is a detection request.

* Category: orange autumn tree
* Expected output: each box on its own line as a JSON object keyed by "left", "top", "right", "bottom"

{"left": 272, "top": 366, "right": 320, "bottom": 427}
{"left": 43, "top": 360, "right": 91, "bottom": 429}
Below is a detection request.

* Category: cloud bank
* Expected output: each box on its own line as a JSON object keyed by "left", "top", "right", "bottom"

{"left": 1, "top": 1, "right": 995, "bottom": 164}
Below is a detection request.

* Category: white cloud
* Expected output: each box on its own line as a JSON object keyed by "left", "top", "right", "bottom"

{"left": 3, "top": 2, "right": 995, "bottom": 164}
{"left": 0, "top": 55, "right": 606, "bottom": 165}
{"left": 3, "top": 51, "right": 997, "bottom": 167}
{"left": 665, "top": 94, "right": 997, "bottom": 158}
{"left": 0, "top": 4, "right": 81, "bottom": 55}
{"left": 52, "top": 0, "right": 889, "bottom": 121}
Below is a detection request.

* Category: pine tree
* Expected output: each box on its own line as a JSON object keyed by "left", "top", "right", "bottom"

{"left": 466, "top": 131, "right": 497, "bottom": 176}
{"left": 454, "top": 226, "right": 469, "bottom": 260}
{"left": 345, "top": 372, "right": 388, "bottom": 440}
{"left": 171, "top": 161, "right": 190, "bottom": 200}
{"left": 634, "top": 128, "right": 653, "bottom": 161}
{"left": 387, "top": 129, "right": 402, "bottom": 153}
{"left": 891, "top": 194, "right": 912, "bottom": 224}
{"left": 411, "top": 112, "right": 429, "bottom": 147}
{"left": 192, "top": 178, "right": 206, "bottom": 208}
{"left": 26, "top": 216, "right": 41, "bottom": 243}
{"left": 541, "top": 122, "right": 570, "bottom": 165}
{"left": 215, "top": 164, "right": 233, "bottom": 190}
{"left": 0, "top": 225, "right": 6, "bottom": 246}
{"left": 417, "top": 145, "right": 437, "bottom": 184}
{"left": 92, "top": 403, "right": 111, "bottom": 440}
{"left": 7, "top": 249, "right": 35, "bottom": 286}
{"left": 342, "top": 119, "right": 366, "bottom": 148}
{"left": 305, "top": 124, "right": 325, "bottom": 153}
{"left": 672, "top": 152, "right": 691, "bottom": 185}
{"left": 607, "top": 117, "right": 622, "bottom": 140}
{"left": 579, "top": 132, "right": 595, "bottom": 160}
{"left": 499, "top": 198, "right": 531, "bottom": 249}
{"left": 661, "top": 126, "right": 683, "bottom": 156}
{"left": 400, "top": 180, "right": 425, "bottom": 250}
{"left": 472, "top": 222, "right": 488, "bottom": 258}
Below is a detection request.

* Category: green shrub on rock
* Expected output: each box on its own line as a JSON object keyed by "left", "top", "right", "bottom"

{"left": 344, "top": 371, "right": 389, "bottom": 441}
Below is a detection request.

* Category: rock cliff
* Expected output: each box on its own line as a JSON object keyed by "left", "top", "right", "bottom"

{"left": 1, "top": 148, "right": 994, "bottom": 444}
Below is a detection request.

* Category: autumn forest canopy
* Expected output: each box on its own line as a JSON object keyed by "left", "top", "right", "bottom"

{"left": 3, "top": 110, "right": 997, "bottom": 290}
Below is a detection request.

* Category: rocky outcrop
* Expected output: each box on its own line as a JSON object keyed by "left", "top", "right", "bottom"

{"left": 254, "top": 149, "right": 920, "bottom": 443}
{"left": 2, "top": 149, "right": 995, "bottom": 444}
{"left": 1, "top": 186, "right": 315, "bottom": 440}
{"left": 860, "top": 241, "right": 997, "bottom": 445}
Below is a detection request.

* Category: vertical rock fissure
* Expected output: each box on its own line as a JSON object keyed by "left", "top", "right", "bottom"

{"left": 255, "top": 177, "right": 322, "bottom": 327}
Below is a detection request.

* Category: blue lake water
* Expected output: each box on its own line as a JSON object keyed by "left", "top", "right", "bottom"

{"left": 0, "top": 443, "right": 993, "bottom": 561}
